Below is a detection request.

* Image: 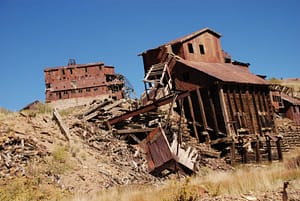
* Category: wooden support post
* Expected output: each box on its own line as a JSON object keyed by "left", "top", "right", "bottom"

{"left": 266, "top": 136, "right": 273, "bottom": 162}
{"left": 255, "top": 139, "right": 261, "bottom": 163}
{"left": 218, "top": 85, "right": 231, "bottom": 136}
{"left": 208, "top": 89, "right": 219, "bottom": 135}
{"left": 252, "top": 90, "right": 263, "bottom": 136}
{"left": 246, "top": 88, "right": 257, "bottom": 135}
{"left": 276, "top": 138, "right": 283, "bottom": 161}
{"left": 187, "top": 96, "right": 199, "bottom": 141}
{"left": 196, "top": 88, "right": 208, "bottom": 130}
{"left": 230, "top": 142, "right": 236, "bottom": 166}
{"left": 242, "top": 147, "right": 248, "bottom": 164}
{"left": 232, "top": 88, "right": 242, "bottom": 129}
{"left": 238, "top": 86, "right": 247, "bottom": 128}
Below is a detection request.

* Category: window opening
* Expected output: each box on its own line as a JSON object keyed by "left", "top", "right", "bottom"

{"left": 188, "top": 43, "right": 194, "bottom": 53}
{"left": 199, "top": 44, "right": 205, "bottom": 55}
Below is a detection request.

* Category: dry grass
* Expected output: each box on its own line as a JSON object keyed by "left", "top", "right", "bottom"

{"left": 70, "top": 149, "right": 300, "bottom": 201}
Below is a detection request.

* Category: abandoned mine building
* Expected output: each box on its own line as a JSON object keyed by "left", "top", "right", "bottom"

{"left": 139, "top": 27, "right": 282, "bottom": 164}
{"left": 270, "top": 85, "right": 300, "bottom": 125}
{"left": 44, "top": 59, "right": 125, "bottom": 109}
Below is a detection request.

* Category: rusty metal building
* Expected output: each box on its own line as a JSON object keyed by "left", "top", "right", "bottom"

{"left": 140, "top": 28, "right": 280, "bottom": 164}
{"left": 44, "top": 60, "right": 124, "bottom": 108}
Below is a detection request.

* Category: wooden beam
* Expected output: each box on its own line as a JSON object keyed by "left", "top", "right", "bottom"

{"left": 196, "top": 88, "right": 208, "bottom": 130}
{"left": 246, "top": 88, "right": 257, "bottom": 134}
{"left": 238, "top": 86, "right": 247, "bottom": 129}
{"left": 230, "top": 142, "right": 236, "bottom": 166}
{"left": 266, "top": 136, "right": 273, "bottom": 162}
{"left": 218, "top": 85, "right": 231, "bottom": 136}
{"left": 115, "top": 128, "right": 154, "bottom": 135}
{"left": 53, "top": 108, "right": 70, "bottom": 141}
{"left": 232, "top": 88, "right": 242, "bottom": 129}
{"left": 255, "top": 139, "right": 261, "bottom": 163}
{"left": 187, "top": 95, "right": 199, "bottom": 141}
{"left": 208, "top": 89, "right": 219, "bottom": 135}
{"left": 108, "top": 91, "right": 190, "bottom": 125}
{"left": 252, "top": 90, "right": 263, "bottom": 135}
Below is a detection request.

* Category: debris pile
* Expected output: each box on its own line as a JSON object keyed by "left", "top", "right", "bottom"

{"left": 0, "top": 125, "right": 47, "bottom": 178}
{"left": 72, "top": 96, "right": 232, "bottom": 177}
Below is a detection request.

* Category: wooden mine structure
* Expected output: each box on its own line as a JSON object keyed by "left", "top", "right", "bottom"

{"left": 270, "top": 84, "right": 300, "bottom": 125}
{"left": 139, "top": 28, "right": 282, "bottom": 164}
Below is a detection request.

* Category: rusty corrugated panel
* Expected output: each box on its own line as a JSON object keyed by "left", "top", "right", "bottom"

{"left": 142, "top": 126, "right": 197, "bottom": 175}
{"left": 176, "top": 58, "right": 268, "bottom": 85}
{"left": 144, "top": 127, "right": 173, "bottom": 172}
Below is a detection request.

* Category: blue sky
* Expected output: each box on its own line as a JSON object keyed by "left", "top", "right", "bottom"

{"left": 0, "top": 0, "right": 299, "bottom": 111}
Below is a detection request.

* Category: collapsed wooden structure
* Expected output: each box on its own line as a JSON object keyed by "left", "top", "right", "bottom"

{"left": 138, "top": 28, "right": 282, "bottom": 166}
{"left": 270, "top": 84, "right": 300, "bottom": 125}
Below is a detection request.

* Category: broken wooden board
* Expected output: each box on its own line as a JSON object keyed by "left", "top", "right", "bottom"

{"left": 141, "top": 126, "right": 198, "bottom": 176}
{"left": 53, "top": 108, "right": 70, "bottom": 141}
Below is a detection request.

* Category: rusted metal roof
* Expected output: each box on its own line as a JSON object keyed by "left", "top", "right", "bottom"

{"left": 176, "top": 57, "right": 268, "bottom": 85}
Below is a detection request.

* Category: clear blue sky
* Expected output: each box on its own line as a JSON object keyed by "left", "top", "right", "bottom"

{"left": 0, "top": 0, "right": 299, "bottom": 111}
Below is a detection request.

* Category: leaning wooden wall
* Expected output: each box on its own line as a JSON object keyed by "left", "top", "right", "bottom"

{"left": 222, "top": 84, "right": 274, "bottom": 136}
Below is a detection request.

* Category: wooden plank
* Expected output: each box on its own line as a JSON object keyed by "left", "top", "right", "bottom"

{"left": 108, "top": 91, "right": 190, "bottom": 125}
{"left": 83, "top": 99, "right": 112, "bottom": 116}
{"left": 102, "top": 99, "right": 124, "bottom": 111}
{"left": 246, "top": 88, "right": 256, "bottom": 134}
{"left": 187, "top": 95, "right": 199, "bottom": 141}
{"left": 115, "top": 128, "right": 154, "bottom": 135}
{"left": 53, "top": 108, "right": 70, "bottom": 141}
{"left": 84, "top": 111, "right": 100, "bottom": 121}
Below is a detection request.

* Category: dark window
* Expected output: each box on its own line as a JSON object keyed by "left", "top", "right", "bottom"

{"left": 199, "top": 44, "right": 205, "bottom": 55}
{"left": 64, "top": 91, "right": 68, "bottom": 95}
{"left": 86, "top": 88, "right": 91, "bottom": 92}
{"left": 94, "top": 87, "right": 98, "bottom": 91}
{"left": 85, "top": 67, "right": 88, "bottom": 73}
{"left": 78, "top": 89, "right": 82, "bottom": 93}
{"left": 183, "top": 72, "right": 190, "bottom": 81}
{"left": 46, "top": 83, "right": 51, "bottom": 88}
{"left": 188, "top": 43, "right": 194, "bottom": 53}
{"left": 71, "top": 89, "right": 76, "bottom": 94}
{"left": 62, "top": 69, "right": 65, "bottom": 75}
{"left": 99, "top": 66, "right": 102, "bottom": 70}
{"left": 69, "top": 68, "right": 73, "bottom": 74}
